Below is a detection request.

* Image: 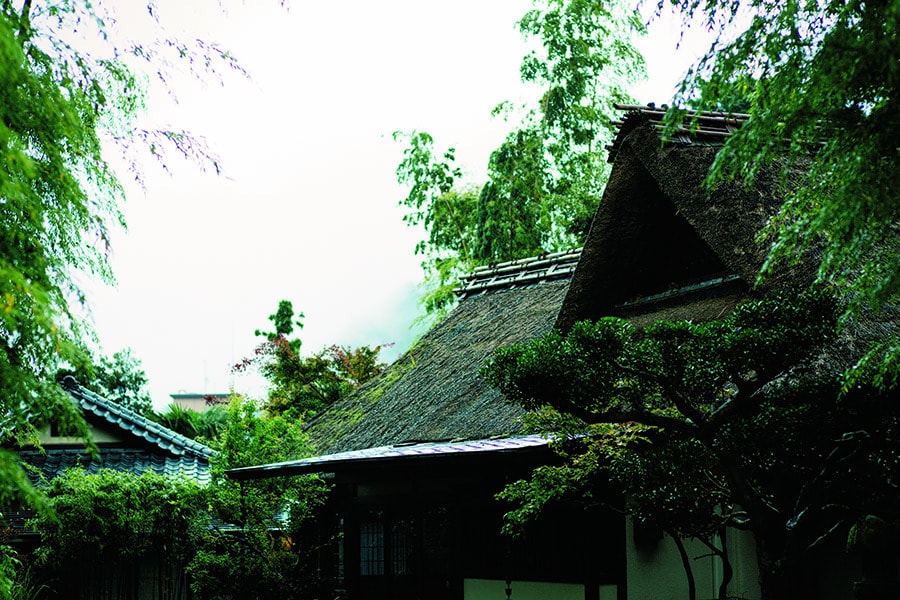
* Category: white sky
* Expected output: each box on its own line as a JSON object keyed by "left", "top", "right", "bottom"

{"left": 83, "top": 1, "right": 716, "bottom": 409}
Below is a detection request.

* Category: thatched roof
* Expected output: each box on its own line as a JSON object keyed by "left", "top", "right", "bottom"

{"left": 238, "top": 105, "right": 896, "bottom": 480}
{"left": 556, "top": 105, "right": 816, "bottom": 331}
{"left": 307, "top": 251, "right": 579, "bottom": 455}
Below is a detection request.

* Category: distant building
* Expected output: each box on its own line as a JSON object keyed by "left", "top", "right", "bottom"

{"left": 169, "top": 392, "right": 230, "bottom": 412}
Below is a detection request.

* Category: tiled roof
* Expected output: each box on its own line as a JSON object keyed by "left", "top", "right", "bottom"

{"left": 62, "top": 377, "right": 214, "bottom": 460}
{"left": 606, "top": 103, "right": 749, "bottom": 163}
{"left": 14, "top": 379, "right": 216, "bottom": 485}
{"left": 454, "top": 248, "right": 582, "bottom": 299}
{"left": 19, "top": 447, "right": 212, "bottom": 485}
{"left": 227, "top": 434, "right": 551, "bottom": 480}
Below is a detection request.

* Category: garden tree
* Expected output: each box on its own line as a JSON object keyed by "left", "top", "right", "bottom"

{"left": 395, "top": 0, "right": 646, "bottom": 315}
{"left": 154, "top": 402, "right": 229, "bottom": 442}
{"left": 56, "top": 347, "right": 153, "bottom": 416}
{"left": 236, "top": 300, "right": 389, "bottom": 418}
{"left": 474, "top": 124, "right": 551, "bottom": 262}
{"left": 393, "top": 130, "right": 480, "bottom": 316}
{"left": 515, "top": 0, "right": 646, "bottom": 240}
{"left": 91, "top": 348, "right": 154, "bottom": 416}
{"left": 188, "top": 397, "right": 329, "bottom": 600}
{"left": 255, "top": 299, "right": 304, "bottom": 352}
{"left": 30, "top": 398, "right": 328, "bottom": 600}
{"left": 484, "top": 288, "right": 900, "bottom": 600}
{"left": 666, "top": 0, "right": 900, "bottom": 382}
{"left": 33, "top": 469, "right": 205, "bottom": 599}
{"left": 0, "top": 0, "right": 270, "bottom": 590}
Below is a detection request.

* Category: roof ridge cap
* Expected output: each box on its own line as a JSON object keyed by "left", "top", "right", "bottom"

{"left": 62, "top": 377, "right": 214, "bottom": 460}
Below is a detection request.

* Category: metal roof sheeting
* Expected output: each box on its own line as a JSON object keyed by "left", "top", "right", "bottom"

{"left": 226, "top": 434, "right": 551, "bottom": 480}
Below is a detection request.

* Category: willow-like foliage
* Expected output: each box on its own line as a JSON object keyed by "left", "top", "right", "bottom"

{"left": 667, "top": 0, "right": 900, "bottom": 381}
{"left": 0, "top": 1, "right": 252, "bottom": 580}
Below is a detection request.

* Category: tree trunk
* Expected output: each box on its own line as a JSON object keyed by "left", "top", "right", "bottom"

{"left": 753, "top": 530, "right": 816, "bottom": 600}
{"left": 670, "top": 532, "right": 697, "bottom": 600}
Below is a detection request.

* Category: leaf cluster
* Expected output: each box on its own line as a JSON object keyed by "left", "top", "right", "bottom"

{"left": 154, "top": 402, "right": 229, "bottom": 442}
{"left": 34, "top": 469, "right": 204, "bottom": 566}
{"left": 666, "top": 0, "right": 900, "bottom": 374}
{"left": 194, "top": 398, "right": 330, "bottom": 600}
{"left": 484, "top": 287, "right": 899, "bottom": 570}
{"left": 57, "top": 347, "right": 154, "bottom": 417}
{"left": 485, "top": 287, "right": 837, "bottom": 432}
{"left": 240, "top": 300, "right": 389, "bottom": 419}
{"left": 394, "top": 0, "right": 647, "bottom": 317}
{"left": 30, "top": 397, "right": 330, "bottom": 600}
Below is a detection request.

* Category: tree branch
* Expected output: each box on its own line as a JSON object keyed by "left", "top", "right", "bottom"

{"left": 707, "top": 380, "right": 768, "bottom": 430}
{"left": 18, "top": 0, "right": 32, "bottom": 39}
{"left": 566, "top": 400, "right": 700, "bottom": 436}
{"left": 670, "top": 531, "right": 697, "bottom": 600}
{"left": 615, "top": 360, "right": 708, "bottom": 427}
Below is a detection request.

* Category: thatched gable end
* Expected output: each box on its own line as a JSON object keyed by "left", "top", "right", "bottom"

{"left": 557, "top": 110, "right": 814, "bottom": 332}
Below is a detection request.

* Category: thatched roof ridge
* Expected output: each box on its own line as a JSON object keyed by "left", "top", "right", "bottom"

{"left": 607, "top": 103, "right": 749, "bottom": 163}
{"left": 308, "top": 275, "right": 572, "bottom": 455}
{"left": 456, "top": 249, "right": 581, "bottom": 299}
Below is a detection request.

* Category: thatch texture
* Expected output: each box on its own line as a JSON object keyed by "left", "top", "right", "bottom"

{"left": 557, "top": 117, "right": 816, "bottom": 331}
{"left": 308, "top": 277, "right": 572, "bottom": 455}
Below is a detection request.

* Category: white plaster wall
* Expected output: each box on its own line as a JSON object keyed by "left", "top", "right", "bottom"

{"left": 626, "top": 518, "right": 761, "bottom": 600}
{"left": 38, "top": 422, "right": 124, "bottom": 445}
{"left": 464, "top": 579, "right": 590, "bottom": 600}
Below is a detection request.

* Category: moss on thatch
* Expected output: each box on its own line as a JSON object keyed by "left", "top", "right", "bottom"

{"left": 308, "top": 280, "right": 571, "bottom": 454}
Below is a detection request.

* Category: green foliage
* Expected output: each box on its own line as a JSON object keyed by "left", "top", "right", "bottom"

{"left": 31, "top": 469, "right": 204, "bottom": 599}
{"left": 485, "top": 288, "right": 900, "bottom": 593}
{"left": 239, "top": 300, "right": 388, "bottom": 418}
{"left": 36, "top": 469, "right": 204, "bottom": 563}
{"left": 93, "top": 348, "right": 153, "bottom": 416}
{"left": 0, "top": 546, "right": 17, "bottom": 600}
{"left": 191, "top": 398, "right": 330, "bottom": 600}
{"left": 395, "top": 0, "right": 646, "bottom": 316}
{"left": 475, "top": 125, "right": 551, "bottom": 262}
{"left": 56, "top": 347, "right": 154, "bottom": 416}
{"left": 667, "top": 0, "right": 900, "bottom": 376}
{"left": 154, "top": 402, "right": 229, "bottom": 443}
{"left": 30, "top": 398, "right": 329, "bottom": 600}
{"left": 0, "top": 2, "right": 251, "bottom": 592}
{"left": 0, "top": 544, "right": 46, "bottom": 600}
{"left": 0, "top": 0, "right": 117, "bottom": 534}
{"left": 255, "top": 299, "right": 304, "bottom": 352}
{"left": 517, "top": 0, "right": 646, "bottom": 240}
{"left": 393, "top": 131, "right": 480, "bottom": 315}
{"left": 205, "top": 398, "right": 328, "bottom": 538}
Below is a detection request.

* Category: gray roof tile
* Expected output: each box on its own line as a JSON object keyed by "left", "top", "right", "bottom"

{"left": 62, "top": 377, "right": 214, "bottom": 460}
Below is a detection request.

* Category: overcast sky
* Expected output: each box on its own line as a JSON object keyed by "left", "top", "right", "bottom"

{"left": 83, "top": 1, "right": 715, "bottom": 409}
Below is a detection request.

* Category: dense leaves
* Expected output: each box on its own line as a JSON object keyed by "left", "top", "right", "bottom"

{"left": 189, "top": 398, "right": 329, "bottom": 600}
{"left": 667, "top": 0, "right": 900, "bottom": 378}
{"left": 31, "top": 398, "right": 329, "bottom": 600}
{"left": 154, "top": 402, "right": 229, "bottom": 442}
{"left": 0, "top": 0, "right": 122, "bottom": 530}
{"left": 485, "top": 288, "right": 899, "bottom": 598}
{"left": 1, "top": 3, "right": 248, "bottom": 586}
{"left": 395, "top": 0, "right": 646, "bottom": 316}
{"left": 33, "top": 469, "right": 204, "bottom": 599}
{"left": 238, "top": 300, "right": 388, "bottom": 418}
{"left": 57, "top": 348, "right": 155, "bottom": 416}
